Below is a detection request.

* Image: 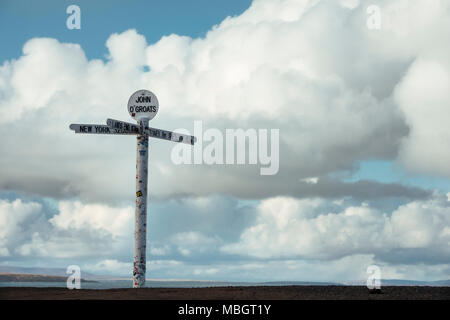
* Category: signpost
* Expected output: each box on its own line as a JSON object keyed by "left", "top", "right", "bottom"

{"left": 70, "top": 89, "right": 196, "bottom": 288}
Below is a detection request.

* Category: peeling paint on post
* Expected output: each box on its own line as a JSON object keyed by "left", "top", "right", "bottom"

{"left": 133, "top": 118, "right": 149, "bottom": 288}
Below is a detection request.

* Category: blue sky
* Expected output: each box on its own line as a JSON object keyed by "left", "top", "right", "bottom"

{"left": 0, "top": 0, "right": 449, "bottom": 283}
{"left": 340, "top": 160, "right": 450, "bottom": 193}
{"left": 0, "top": 0, "right": 251, "bottom": 62}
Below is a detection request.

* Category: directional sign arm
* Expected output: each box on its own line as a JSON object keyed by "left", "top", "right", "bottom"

{"left": 147, "top": 126, "right": 196, "bottom": 145}
{"left": 106, "top": 118, "right": 140, "bottom": 134}
{"left": 69, "top": 124, "right": 139, "bottom": 135}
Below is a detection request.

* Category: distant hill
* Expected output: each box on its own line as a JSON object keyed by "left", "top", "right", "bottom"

{"left": 0, "top": 265, "right": 448, "bottom": 286}
{"left": 0, "top": 266, "right": 110, "bottom": 281}
{"left": 0, "top": 273, "right": 96, "bottom": 283}
{"left": 261, "top": 281, "right": 339, "bottom": 286}
{"left": 341, "top": 279, "right": 450, "bottom": 286}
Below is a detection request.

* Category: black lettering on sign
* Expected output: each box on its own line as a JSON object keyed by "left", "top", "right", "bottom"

{"left": 136, "top": 96, "right": 151, "bottom": 103}
{"left": 80, "top": 125, "right": 88, "bottom": 133}
{"left": 95, "top": 126, "right": 110, "bottom": 133}
{"left": 134, "top": 106, "right": 157, "bottom": 113}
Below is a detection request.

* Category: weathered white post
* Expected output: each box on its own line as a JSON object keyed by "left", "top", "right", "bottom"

{"left": 70, "top": 89, "right": 196, "bottom": 288}
{"left": 133, "top": 117, "right": 149, "bottom": 287}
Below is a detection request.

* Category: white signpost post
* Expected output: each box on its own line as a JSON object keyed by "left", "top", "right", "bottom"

{"left": 70, "top": 89, "right": 196, "bottom": 288}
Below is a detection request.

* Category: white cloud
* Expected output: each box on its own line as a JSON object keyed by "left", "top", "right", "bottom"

{"left": 222, "top": 194, "right": 450, "bottom": 261}
{"left": 170, "top": 231, "right": 221, "bottom": 256}
{"left": 1, "top": 194, "right": 449, "bottom": 281}
{"left": 85, "top": 259, "right": 132, "bottom": 276}
{"left": 106, "top": 29, "right": 147, "bottom": 68}
{"left": 149, "top": 245, "right": 171, "bottom": 256}
{"left": 15, "top": 231, "right": 97, "bottom": 258}
{"left": 0, "top": 195, "right": 244, "bottom": 261}
{"left": 50, "top": 201, "right": 133, "bottom": 237}
{"left": 395, "top": 58, "right": 450, "bottom": 177}
{"left": 389, "top": 198, "right": 450, "bottom": 248}
{"left": 0, "top": 199, "right": 42, "bottom": 255}
{"left": 0, "top": 199, "right": 41, "bottom": 237}
{"left": 0, "top": 38, "right": 87, "bottom": 122}
{"left": 4, "top": 0, "right": 449, "bottom": 200}
{"left": 301, "top": 177, "right": 319, "bottom": 184}
{"left": 0, "top": 198, "right": 132, "bottom": 258}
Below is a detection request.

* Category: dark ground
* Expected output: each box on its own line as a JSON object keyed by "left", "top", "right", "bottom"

{"left": 0, "top": 285, "right": 449, "bottom": 300}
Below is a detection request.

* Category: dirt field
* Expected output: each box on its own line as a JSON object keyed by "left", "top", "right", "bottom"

{"left": 1, "top": 285, "right": 449, "bottom": 300}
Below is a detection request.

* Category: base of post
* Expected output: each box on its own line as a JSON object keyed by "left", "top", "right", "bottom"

{"left": 133, "top": 261, "right": 146, "bottom": 288}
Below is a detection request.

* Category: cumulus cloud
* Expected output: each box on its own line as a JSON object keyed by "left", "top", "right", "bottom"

{"left": 1, "top": 0, "right": 449, "bottom": 201}
{"left": 222, "top": 193, "right": 450, "bottom": 264}
{"left": 395, "top": 58, "right": 450, "bottom": 177}
{"left": 0, "top": 199, "right": 43, "bottom": 257}
{"left": 50, "top": 201, "right": 132, "bottom": 237}
{"left": 0, "top": 195, "right": 251, "bottom": 263}
{"left": 0, "top": 198, "right": 133, "bottom": 259}
{"left": 1, "top": 193, "right": 449, "bottom": 280}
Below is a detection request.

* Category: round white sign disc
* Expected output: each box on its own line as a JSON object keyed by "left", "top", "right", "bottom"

{"left": 128, "top": 89, "right": 159, "bottom": 121}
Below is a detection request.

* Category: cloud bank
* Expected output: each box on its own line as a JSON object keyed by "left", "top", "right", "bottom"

{"left": 1, "top": 193, "right": 449, "bottom": 280}
{"left": 0, "top": 0, "right": 449, "bottom": 202}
